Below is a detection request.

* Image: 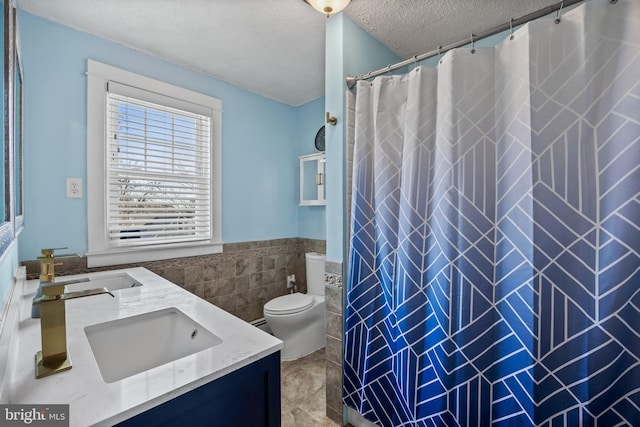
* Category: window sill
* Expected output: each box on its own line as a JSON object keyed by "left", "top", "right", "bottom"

{"left": 86, "top": 242, "right": 223, "bottom": 268}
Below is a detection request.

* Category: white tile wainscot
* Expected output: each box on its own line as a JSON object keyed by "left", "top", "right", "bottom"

{"left": 1, "top": 267, "right": 283, "bottom": 426}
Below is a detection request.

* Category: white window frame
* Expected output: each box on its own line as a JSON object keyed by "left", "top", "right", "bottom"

{"left": 86, "top": 60, "right": 222, "bottom": 267}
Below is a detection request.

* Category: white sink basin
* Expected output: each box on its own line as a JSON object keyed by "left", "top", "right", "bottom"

{"left": 66, "top": 273, "right": 142, "bottom": 292}
{"left": 84, "top": 308, "right": 222, "bottom": 383}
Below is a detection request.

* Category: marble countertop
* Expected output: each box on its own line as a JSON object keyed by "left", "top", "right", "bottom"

{"left": 5, "top": 267, "right": 283, "bottom": 426}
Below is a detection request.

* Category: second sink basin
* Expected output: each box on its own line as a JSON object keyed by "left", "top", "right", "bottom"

{"left": 66, "top": 273, "right": 142, "bottom": 293}
{"left": 84, "top": 308, "right": 222, "bottom": 383}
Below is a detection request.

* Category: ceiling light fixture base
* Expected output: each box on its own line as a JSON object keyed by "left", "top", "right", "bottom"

{"left": 304, "top": 0, "right": 351, "bottom": 17}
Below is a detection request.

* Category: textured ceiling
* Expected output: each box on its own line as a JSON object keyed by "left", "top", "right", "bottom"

{"left": 16, "top": 0, "right": 559, "bottom": 106}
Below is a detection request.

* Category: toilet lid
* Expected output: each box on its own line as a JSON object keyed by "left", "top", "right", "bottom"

{"left": 264, "top": 293, "right": 314, "bottom": 315}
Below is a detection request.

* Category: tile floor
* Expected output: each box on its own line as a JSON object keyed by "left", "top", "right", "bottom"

{"left": 281, "top": 348, "right": 340, "bottom": 427}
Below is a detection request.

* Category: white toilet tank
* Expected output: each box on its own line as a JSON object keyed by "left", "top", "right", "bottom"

{"left": 305, "top": 252, "right": 326, "bottom": 295}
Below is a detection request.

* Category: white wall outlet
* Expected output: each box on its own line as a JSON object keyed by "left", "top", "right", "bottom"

{"left": 66, "top": 178, "right": 83, "bottom": 198}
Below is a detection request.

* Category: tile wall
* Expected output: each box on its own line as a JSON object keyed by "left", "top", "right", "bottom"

{"left": 22, "top": 238, "right": 325, "bottom": 323}
{"left": 324, "top": 260, "right": 343, "bottom": 424}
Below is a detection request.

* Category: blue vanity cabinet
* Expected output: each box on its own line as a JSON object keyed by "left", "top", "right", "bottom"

{"left": 117, "top": 351, "right": 281, "bottom": 427}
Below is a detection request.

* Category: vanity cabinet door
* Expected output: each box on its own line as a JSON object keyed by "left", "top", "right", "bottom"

{"left": 117, "top": 351, "right": 281, "bottom": 427}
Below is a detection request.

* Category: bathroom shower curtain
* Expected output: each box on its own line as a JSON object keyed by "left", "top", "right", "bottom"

{"left": 344, "top": 1, "right": 640, "bottom": 426}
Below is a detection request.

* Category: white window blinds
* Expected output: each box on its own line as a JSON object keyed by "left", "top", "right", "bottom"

{"left": 106, "top": 82, "right": 212, "bottom": 247}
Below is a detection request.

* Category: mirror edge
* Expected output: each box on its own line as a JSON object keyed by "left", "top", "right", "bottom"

{"left": 13, "top": 9, "right": 23, "bottom": 235}
{"left": 1, "top": 0, "right": 18, "bottom": 258}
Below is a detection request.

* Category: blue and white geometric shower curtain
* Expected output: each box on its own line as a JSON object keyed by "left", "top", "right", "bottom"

{"left": 344, "top": 1, "right": 640, "bottom": 425}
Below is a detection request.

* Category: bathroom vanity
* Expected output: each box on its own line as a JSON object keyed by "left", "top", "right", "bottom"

{"left": 1, "top": 267, "right": 283, "bottom": 426}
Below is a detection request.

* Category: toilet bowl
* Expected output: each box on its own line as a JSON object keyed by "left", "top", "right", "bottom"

{"left": 264, "top": 252, "right": 326, "bottom": 361}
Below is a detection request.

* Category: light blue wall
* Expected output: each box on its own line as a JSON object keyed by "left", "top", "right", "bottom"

{"left": 17, "top": 11, "right": 302, "bottom": 261}
{"left": 324, "top": 14, "right": 402, "bottom": 262}
{"left": 325, "top": 15, "right": 345, "bottom": 263}
{"left": 296, "top": 97, "right": 326, "bottom": 240}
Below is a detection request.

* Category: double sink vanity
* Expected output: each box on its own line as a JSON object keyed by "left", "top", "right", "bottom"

{"left": 1, "top": 266, "right": 283, "bottom": 426}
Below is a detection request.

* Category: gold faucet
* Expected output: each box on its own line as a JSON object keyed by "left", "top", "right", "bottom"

{"left": 38, "top": 247, "right": 64, "bottom": 282}
{"left": 32, "top": 248, "right": 115, "bottom": 379}
{"left": 32, "top": 247, "right": 83, "bottom": 318}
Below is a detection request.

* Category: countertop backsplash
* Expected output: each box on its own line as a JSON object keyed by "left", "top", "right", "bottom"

{"left": 21, "top": 238, "right": 326, "bottom": 323}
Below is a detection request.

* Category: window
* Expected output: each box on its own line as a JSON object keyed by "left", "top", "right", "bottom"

{"left": 87, "top": 60, "right": 222, "bottom": 267}
{"left": 106, "top": 84, "right": 211, "bottom": 246}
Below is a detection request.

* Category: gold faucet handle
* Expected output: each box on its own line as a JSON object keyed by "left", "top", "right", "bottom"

{"left": 39, "top": 261, "right": 63, "bottom": 283}
{"left": 46, "top": 262, "right": 63, "bottom": 274}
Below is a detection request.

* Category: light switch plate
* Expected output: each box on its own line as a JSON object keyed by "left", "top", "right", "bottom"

{"left": 66, "top": 178, "right": 83, "bottom": 198}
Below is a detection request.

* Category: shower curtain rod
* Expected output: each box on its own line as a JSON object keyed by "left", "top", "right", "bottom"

{"left": 345, "top": 0, "right": 589, "bottom": 89}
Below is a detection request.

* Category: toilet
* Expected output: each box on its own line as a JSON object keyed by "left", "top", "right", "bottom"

{"left": 264, "top": 252, "right": 326, "bottom": 361}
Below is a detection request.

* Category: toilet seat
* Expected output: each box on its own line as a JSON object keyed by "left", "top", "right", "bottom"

{"left": 264, "top": 293, "right": 314, "bottom": 315}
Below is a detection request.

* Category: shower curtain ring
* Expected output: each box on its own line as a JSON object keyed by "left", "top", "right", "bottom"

{"left": 555, "top": 1, "right": 564, "bottom": 24}
{"left": 366, "top": 71, "right": 374, "bottom": 86}
{"left": 509, "top": 18, "right": 515, "bottom": 40}
{"left": 386, "top": 64, "right": 392, "bottom": 76}
{"left": 470, "top": 34, "right": 476, "bottom": 54}
{"left": 438, "top": 46, "right": 443, "bottom": 63}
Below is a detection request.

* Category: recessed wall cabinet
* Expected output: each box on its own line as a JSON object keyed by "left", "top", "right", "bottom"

{"left": 299, "top": 153, "right": 325, "bottom": 206}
